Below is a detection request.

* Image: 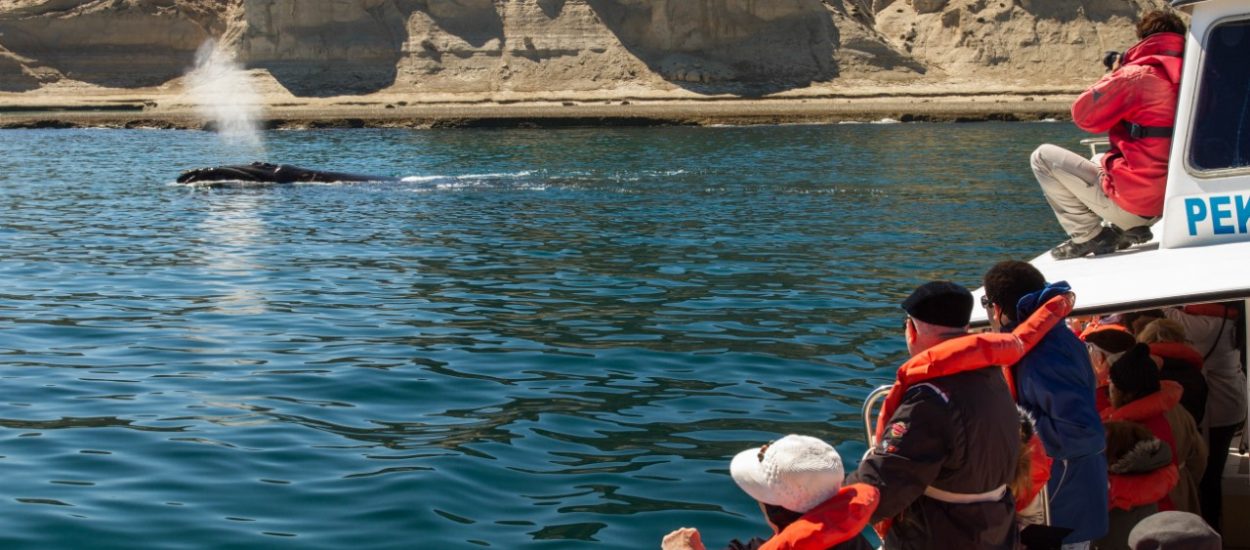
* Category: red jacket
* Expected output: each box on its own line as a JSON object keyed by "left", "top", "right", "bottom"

{"left": 1071, "top": 32, "right": 1185, "bottom": 218}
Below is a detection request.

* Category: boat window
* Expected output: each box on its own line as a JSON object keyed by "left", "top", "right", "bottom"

{"left": 1189, "top": 18, "right": 1250, "bottom": 173}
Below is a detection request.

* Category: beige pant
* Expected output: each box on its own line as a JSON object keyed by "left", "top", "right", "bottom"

{"left": 1031, "top": 144, "right": 1152, "bottom": 243}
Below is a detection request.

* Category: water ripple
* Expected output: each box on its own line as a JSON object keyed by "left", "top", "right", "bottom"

{"left": 0, "top": 124, "right": 1079, "bottom": 548}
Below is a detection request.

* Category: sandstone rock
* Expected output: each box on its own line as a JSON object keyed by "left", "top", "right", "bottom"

{"left": 912, "top": 0, "right": 947, "bottom": 14}
{"left": 0, "top": 0, "right": 1176, "bottom": 97}
{"left": 0, "top": 50, "right": 40, "bottom": 92}
{"left": 586, "top": 0, "right": 839, "bottom": 86}
{"left": 233, "top": 0, "right": 414, "bottom": 96}
{"left": 0, "top": 0, "right": 227, "bottom": 87}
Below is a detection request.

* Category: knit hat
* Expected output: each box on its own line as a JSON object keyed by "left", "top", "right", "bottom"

{"left": 1128, "top": 511, "right": 1221, "bottom": 549}
{"left": 1109, "top": 343, "right": 1161, "bottom": 397}
{"left": 730, "top": 434, "right": 844, "bottom": 513}
{"left": 901, "top": 281, "right": 973, "bottom": 328}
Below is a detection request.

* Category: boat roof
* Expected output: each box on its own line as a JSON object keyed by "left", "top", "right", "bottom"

{"left": 969, "top": 238, "right": 1250, "bottom": 326}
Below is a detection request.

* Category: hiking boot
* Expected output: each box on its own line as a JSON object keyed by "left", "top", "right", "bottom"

{"left": 1050, "top": 226, "right": 1120, "bottom": 260}
{"left": 1115, "top": 225, "right": 1153, "bottom": 249}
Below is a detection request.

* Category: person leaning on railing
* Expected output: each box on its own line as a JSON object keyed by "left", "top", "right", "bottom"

{"left": 983, "top": 261, "right": 1108, "bottom": 549}
{"left": 845, "top": 281, "right": 1023, "bottom": 550}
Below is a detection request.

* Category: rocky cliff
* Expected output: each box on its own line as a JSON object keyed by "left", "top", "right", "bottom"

{"left": 0, "top": 0, "right": 1170, "bottom": 98}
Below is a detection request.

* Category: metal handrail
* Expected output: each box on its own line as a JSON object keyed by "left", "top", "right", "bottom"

{"left": 862, "top": 384, "right": 893, "bottom": 447}
{"left": 1079, "top": 137, "right": 1111, "bottom": 158}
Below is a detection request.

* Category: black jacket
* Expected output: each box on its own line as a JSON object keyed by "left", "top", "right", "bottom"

{"left": 847, "top": 368, "right": 1021, "bottom": 550}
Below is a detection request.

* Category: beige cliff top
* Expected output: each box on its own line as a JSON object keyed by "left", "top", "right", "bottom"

{"left": 0, "top": 0, "right": 1172, "bottom": 127}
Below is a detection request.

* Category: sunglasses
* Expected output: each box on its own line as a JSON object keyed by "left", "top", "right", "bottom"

{"left": 980, "top": 295, "right": 994, "bottom": 310}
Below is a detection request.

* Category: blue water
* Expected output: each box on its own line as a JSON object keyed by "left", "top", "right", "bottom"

{"left": 0, "top": 123, "right": 1082, "bottom": 548}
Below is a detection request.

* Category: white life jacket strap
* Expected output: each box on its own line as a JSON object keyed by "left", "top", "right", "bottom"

{"left": 923, "top": 484, "right": 1008, "bottom": 504}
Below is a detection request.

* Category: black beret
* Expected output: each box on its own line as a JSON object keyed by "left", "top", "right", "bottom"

{"left": 1109, "top": 344, "right": 1161, "bottom": 397}
{"left": 902, "top": 281, "right": 973, "bottom": 328}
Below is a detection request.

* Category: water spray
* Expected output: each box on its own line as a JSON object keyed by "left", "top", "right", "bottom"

{"left": 185, "top": 40, "right": 265, "bottom": 156}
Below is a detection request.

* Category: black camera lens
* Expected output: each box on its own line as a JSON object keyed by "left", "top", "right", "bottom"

{"left": 1102, "top": 50, "right": 1122, "bottom": 71}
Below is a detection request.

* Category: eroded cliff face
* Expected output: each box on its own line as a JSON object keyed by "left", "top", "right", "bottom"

{"left": 873, "top": 0, "right": 1159, "bottom": 82}
{"left": 0, "top": 0, "right": 229, "bottom": 88}
{"left": 0, "top": 0, "right": 1170, "bottom": 97}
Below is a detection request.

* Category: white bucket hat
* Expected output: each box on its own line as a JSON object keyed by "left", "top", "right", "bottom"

{"left": 729, "top": 434, "right": 845, "bottom": 513}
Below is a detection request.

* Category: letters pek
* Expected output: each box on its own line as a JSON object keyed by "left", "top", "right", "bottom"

{"left": 1184, "top": 194, "right": 1250, "bottom": 236}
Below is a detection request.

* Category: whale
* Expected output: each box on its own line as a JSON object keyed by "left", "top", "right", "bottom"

{"left": 177, "top": 162, "right": 397, "bottom": 184}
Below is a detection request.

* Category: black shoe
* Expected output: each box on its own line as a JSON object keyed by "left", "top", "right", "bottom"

{"left": 1051, "top": 226, "right": 1120, "bottom": 260}
{"left": 1114, "top": 225, "right": 1153, "bottom": 249}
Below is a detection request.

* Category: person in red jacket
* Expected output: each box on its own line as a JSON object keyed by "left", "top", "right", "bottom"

{"left": 1031, "top": 10, "right": 1187, "bottom": 259}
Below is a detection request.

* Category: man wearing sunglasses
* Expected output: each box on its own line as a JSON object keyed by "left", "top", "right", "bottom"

{"left": 983, "top": 261, "right": 1107, "bottom": 550}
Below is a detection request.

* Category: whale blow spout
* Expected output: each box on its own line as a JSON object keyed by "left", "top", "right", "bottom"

{"left": 177, "top": 162, "right": 397, "bottom": 184}
{"left": 186, "top": 40, "right": 265, "bottom": 154}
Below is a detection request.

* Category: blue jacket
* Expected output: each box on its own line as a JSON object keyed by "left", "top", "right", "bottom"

{"left": 1008, "top": 282, "right": 1108, "bottom": 544}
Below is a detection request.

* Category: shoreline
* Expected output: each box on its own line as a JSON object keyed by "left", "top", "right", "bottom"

{"left": 0, "top": 92, "right": 1076, "bottom": 129}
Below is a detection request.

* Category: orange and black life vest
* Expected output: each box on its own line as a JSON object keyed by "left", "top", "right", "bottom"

{"left": 871, "top": 293, "right": 1074, "bottom": 537}
{"left": 873, "top": 293, "right": 1074, "bottom": 443}
{"left": 759, "top": 483, "right": 879, "bottom": 550}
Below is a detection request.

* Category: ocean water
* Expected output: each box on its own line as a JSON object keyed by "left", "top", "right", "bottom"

{"left": 0, "top": 123, "right": 1082, "bottom": 548}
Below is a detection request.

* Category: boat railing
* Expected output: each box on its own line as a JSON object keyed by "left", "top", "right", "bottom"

{"left": 862, "top": 384, "right": 894, "bottom": 447}
{"left": 1079, "top": 137, "right": 1111, "bottom": 158}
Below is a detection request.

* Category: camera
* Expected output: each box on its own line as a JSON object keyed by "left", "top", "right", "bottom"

{"left": 1102, "top": 50, "right": 1122, "bottom": 71}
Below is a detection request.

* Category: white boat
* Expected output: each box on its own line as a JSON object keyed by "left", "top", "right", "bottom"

{"left": 967, "top": 0, "right": 1250, "bottom": 323}
{"left": 868, "top": 0, "right": 1250, "bottom": 543}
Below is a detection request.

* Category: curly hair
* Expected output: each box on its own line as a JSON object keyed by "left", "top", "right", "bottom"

{"left": 1137, "top": 10, "right": 1186, "bottom": 39}
{"left": 982, "top": 260, "right": 1046, "bottom": 323}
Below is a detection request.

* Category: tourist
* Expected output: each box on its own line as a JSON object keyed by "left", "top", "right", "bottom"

{"left": 660, "top": 434, "right": 877, "bottom": 550}
{"left": 1162, "top": 303, "right": 1245, "bottom": 533}
{"left": 1102, "top": 344, "right": 1206, "bottom": 515}
{"left": 847, "top": 281, "right": 1035, "bottom": 550}
{"left": 1030, "top": 10, "right": 1186, "bottom": 259}
{"left": 1097, "top": 421, "right": 1178, "bottom": 550}
{"left": 1137, "top": 318, "right": 1208, "bottom": 425}
{"left": 983, "top": 260, "right": 1107, "bottom": 548}
{"left": 1081, "top": 322, "right": 1138, "bottom": 411}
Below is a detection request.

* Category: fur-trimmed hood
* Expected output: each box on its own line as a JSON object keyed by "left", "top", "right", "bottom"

{"left": 1109, "top": 437, "right": 1172, "bottom": 474}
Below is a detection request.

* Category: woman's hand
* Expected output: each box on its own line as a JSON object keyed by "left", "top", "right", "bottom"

{"left": 662, "top": 527, "right": 707, "bottom": 550}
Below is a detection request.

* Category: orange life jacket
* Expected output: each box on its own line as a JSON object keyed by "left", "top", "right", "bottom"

{"left": 760, "top": 483, "right": 880, "bottom": 550}
{"left": 1109, "top": 465, "right": 1179, "bottom": 511}
{"left": 1183, "top": 303, "right": 1238, "bottom": 319}
{"left": 1017, "top": 435, "right": 1053, "bottom": 512}
{"left": 1148, "top": 342, "right": 1203, "bottom": 370}
{"left": 873, "top": 293, "right": 1074, "bottom": 443}
{"left": 1100, "top": 381, "right": 1184, "bottom": 424}
{"left": 1101, "top": 381, "right": 1183, "bottom": 511}
{"left": 871, "top": 293, "right": 1074, "bottom": 537}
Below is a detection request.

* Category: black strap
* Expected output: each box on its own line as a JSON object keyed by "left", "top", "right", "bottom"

{"left": 1122, "top": 120, "right": 1173, "bottom": 139}
{"left": 1204, "top": 305, "right": 1230, "bottom": 362}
